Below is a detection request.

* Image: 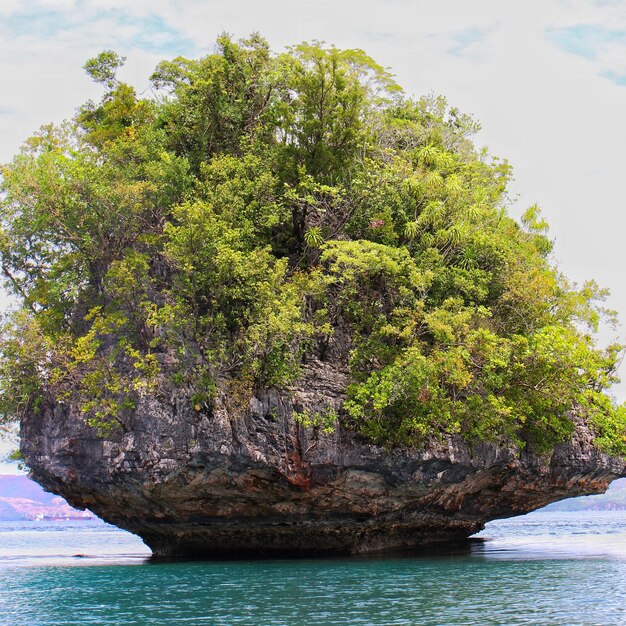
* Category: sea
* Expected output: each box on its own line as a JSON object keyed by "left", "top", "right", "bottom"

{"left": 0, "top": 511, "right": 625, "bottom": 625}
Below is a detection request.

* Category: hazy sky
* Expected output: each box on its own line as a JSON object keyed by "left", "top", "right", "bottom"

{"left": 1, "top": 0, "right": 626, "bottom": 471}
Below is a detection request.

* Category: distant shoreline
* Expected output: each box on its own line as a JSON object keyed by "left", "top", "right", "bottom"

{"left": 0, "top": 475, "right": 95, "bottom": 522}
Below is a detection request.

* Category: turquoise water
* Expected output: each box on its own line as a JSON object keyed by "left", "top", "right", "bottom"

{"left": 1, "top": 512, "right": 625, "bottom": 625}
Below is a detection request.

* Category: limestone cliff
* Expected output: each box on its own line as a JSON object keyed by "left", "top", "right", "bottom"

{"left": 20, "top": 359, "right": 626, "bottom": 557}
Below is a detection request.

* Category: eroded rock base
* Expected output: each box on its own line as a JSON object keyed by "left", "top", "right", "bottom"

{"left": 21, "top": 362, "right": 626, "bottom": 559}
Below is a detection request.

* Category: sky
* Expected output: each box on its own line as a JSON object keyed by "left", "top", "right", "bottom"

{"left": 1, "top": 0, "right": 626, "bottom": 471}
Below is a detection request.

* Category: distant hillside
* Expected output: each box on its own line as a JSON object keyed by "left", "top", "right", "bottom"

{"left": 0, "top": 475, "right": 94, "bottom": 521}
{"left": 0, "top": 475, "right": 57, "bottom": 504}
{"left": 543, "top": 478, "right": 626, "bottom": 511}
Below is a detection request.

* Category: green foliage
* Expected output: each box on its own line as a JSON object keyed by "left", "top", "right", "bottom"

{"left": 304, "top": 227, "right": 324, "bottom": 249}
{"left": 271, "top": 42, "right": 401, "bottom": 183}
{"left": 150, "top": 33, "right": 275, "bottom": 171}
{"left": 293, "top": 406, "right": 337, "bottom": 434}
{"left": 5, "top": 448, "right": 26, "bottom": 471}
{"left": 0, "top": 311, "right": 52, "bottom": 423}
{"left": 83, "top": 50, "right": 126, "bottom": 89}
{"left": 0, "top": 35, "right": 624, "bottom": 456}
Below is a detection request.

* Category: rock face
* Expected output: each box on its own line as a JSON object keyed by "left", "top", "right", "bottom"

{"left": 21, "top": 359, "right": 626, "bottom": 557}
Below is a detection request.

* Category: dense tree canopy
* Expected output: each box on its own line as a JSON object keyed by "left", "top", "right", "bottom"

{"left": 1, "top": 35, "right": 625, "bottom": 454}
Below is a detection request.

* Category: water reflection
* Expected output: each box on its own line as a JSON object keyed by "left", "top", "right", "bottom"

{"left": 474, "top": 510, "right": 626, "bottom": 561}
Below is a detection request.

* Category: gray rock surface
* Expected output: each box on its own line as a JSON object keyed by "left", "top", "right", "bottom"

{"left": 20, "top": 359, "right": 626, "bottom": 557}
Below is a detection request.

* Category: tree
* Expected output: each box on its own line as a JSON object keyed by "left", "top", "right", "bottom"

{"left": 1, "top": 35, "right": 624, "bottom": 455}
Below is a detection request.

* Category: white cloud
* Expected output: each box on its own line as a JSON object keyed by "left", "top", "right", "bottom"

{"left": 0, "top": 0, "right": 27, "bottom": 16}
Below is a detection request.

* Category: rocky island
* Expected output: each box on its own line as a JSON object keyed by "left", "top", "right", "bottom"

{"left": 3, "top": 36, "right": 626, "bottom": 556}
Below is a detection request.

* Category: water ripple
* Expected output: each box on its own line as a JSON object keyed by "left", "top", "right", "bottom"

{"left": 0, "top": 512, "right": 625, "bottom": 625}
